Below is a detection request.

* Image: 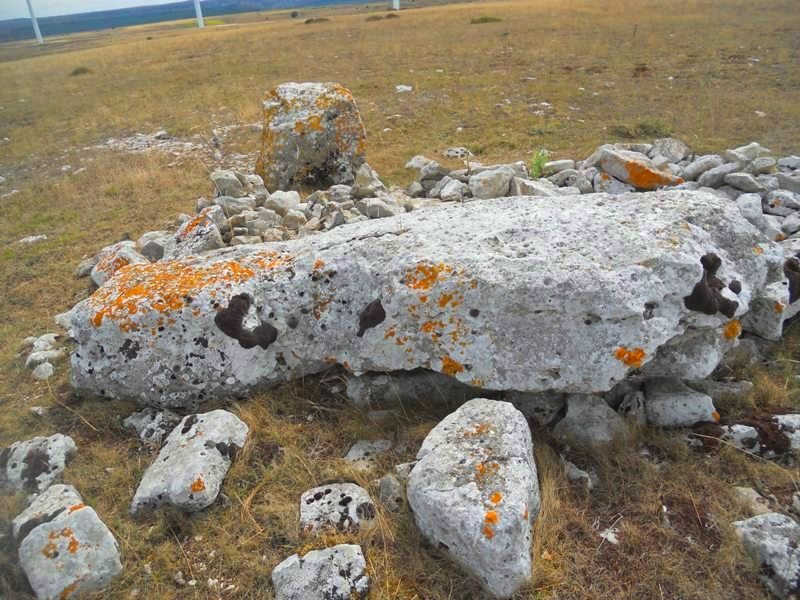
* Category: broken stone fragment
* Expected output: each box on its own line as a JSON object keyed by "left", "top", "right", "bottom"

{"left": 18, "top": 501, "right": 122, "bottom": 600}
{"left": 271, "top": 544, "right": 370, "bottom": 600}
{"left": 211, "top": 169, "right": 247, "bottom": 198}
{"left": 90, "top": 241, "right": 149, "bottom": 288}
{"left": 123, "top": 407, "right": 181, "bottom": 445}
{"left": 734, "top": 512, "right": 800, "bottom": 600}
{"left": 12, "top": 483, "right": 82, "bottom": 541}
{"left": 299, "top": 483, "right": 376, "bottom": 534}
{"left": 644, "top": 378, "right": 717, "bottom": 427}
{"left": 163, "top": 205, "right": 226, "bottom": 260}
{"left": 552, "top": 394, "right": 626, "bottom": 446}
{"left": 255, "top": 82, "right": 366, "bottom": 192}
{"left": 378, "top": 473, "right": 405, "bottom": 512}
{"left": 407, "top": 399, "right": 539, "bottom": 599}
{"left": 130, "top": 410, "right": 248, "bottom": 515}
{"left": 598, "top": 147, "right": 684, "bottom": 190}
{"left": 343, "top": 439, "right": 392, "bottom": 472}
{"left": 0, "top": 433, "right": 76, "bottom": 496}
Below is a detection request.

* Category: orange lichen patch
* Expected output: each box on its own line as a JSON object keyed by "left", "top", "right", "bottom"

{"left": 441, "top": 356, "right": 465, "bottom": 376}
{"left": 42, "top": 541, "right": 58, "bottom": 558}
{"left": 342, "top": 361, "right": 351, "bottom": 371}
{"left": 523, "top": 505, "right": 529, "bottom": 520}
{"left": 753, "top": 246, "right": 764, "bottom": 255}
{"left": 395, "top": 336, "right": 409, "bottom": 346}
{"left": 776, "top": 233, "right": 787, "bottom": 242}
{"left": 60, "top": 581, "right": 80, "bottom": 600}
{"left": 421, "top": 320, "right": 446, "bottom": 334}
{"left": 464, "top": 422, "right": 492, "bottom": 438}
{"left": 475, "top": 461, "right": 500, "bottom": 482}
{"left": 313, "top": 258, "right": 325, "bottom": 271}
{"left": 614, "top": 346, "right": 644, "bottom": 367}
{"left": 179, "top": 209, "right": 213, "bottom": 238}
{"left": 437, "top": 293, "right": 455, "bottom": 308}
{"left": 312, "top": 295, "right": 333, "bottom": 320}
{"left": 723, "top": 319, "right": 742, "bottom": 340}
{"left": 404, "top": 263, "right": 453, "bottom": 291}
{"left": 490, "top": 491, "right": 503, "bottom": 504}
{"left": 67, "top": 538, "right": 80, "bottom": 554}
{"left": 483, "top": 525, "right": 495, "bottom": 539}
{"left": 623, "top": 160, "right": 684, "bottom": 190}
{"left": 470, "top": 377, "right": 485, "bottom": 387}
{"left": 384, "top": 326, "right": 396, "bottom": 339}
{"left": 190, "top": 477, "right": 206, "bottom": 493}
{"left": 49, "top": 527, "right": 74, "bottom": 540}
{"left": 89, "top": 251, "right": 292, "bottom": 330}
{"left": 614, "top": 346, "right": 646, "bottom": 368}
{"left": 419, "top": 295, "right": 429, "bottom": 303}
{"left": 711, "top": 411, "right": 721, "bottom": 422}
{"left": 67, "top": 503, "right": 86, "bottom": 514}
{"left": 485, "top": 510, "right": 499, "bottom": 524}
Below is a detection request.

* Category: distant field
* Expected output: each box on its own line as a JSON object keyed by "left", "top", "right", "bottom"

{"left": 1, "top": 0, "right": 800, "bottom": 598}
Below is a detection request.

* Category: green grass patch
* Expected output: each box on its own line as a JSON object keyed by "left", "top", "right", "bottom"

{"left": 304, "top": 17, "right": 331, "bottom": 24}
{"left": 69, "top": 66, "right": 91, "bottom": 76}
{"left": 471, "top": 16, "right": 502, "bottom": 24}
{"left": 610, "top": 118, "right": 672, "bottom": 140}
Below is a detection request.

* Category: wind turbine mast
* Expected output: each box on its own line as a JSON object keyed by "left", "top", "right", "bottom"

{"left": 26, "top": 0, "right": 44, "bottom": 44}
{"left": 193, "top": 0, "right": 205, "bottom": 28}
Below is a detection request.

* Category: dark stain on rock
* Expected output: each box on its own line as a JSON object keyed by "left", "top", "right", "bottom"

{"left": 120, "top": 339, "right": 140, "bottom": 359}
{"left": 215, "top": 293, "right": 279, "bottom": 350}
{"left": 20, "top": 447, "right": 51, "bottom": 491}
{"left": 728, "top": 280, "right": 742, "bottom": 295}
{"left": 357, "top": 298, "right": 386, "bottom": 337}
{"left": 181, "top": 414, "right": 198, "bottom": 435}
{"left": 784, "top": 258, "right": 800, "bottom": 303}
{"left": 684, "top": 253, "right": 739, "bottom": 318}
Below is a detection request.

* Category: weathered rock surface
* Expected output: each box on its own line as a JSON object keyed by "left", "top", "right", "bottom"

{"left": 552, "top": 393, "right": 626, "bottom": 445}
{"left": 407, "top": 399, "right": 539, "bottom": 599}
{"left": 70, "top": 190, "right": 783, "bottom": 409}
{"left": 123, "top": 407, "right": 181, "bottom": 445}
{"left": 18, "top": 501, "right": 122, "bottom": 600}
{"left": 300, "top": 483, "right": 376, "bottom": 533}
{"left": 271, "top": 544, "right": 370, "bottom": 600}
{"left": 644, "top": 378, "right": 718, "bottom": 427}
{"left": 598, "top": 148, "right": 684, "bottom": 190}
{"left": 343, "top": 439, "right": 392, "bottom": 471}
{"left": 12, "top": 483, "right": 83, "bottom": 541}
{"left": 734, "top": 512, "right": 800, "bottom": 599}
{"left": 130, "top": 410, "right": 248, "bottom": 514}
{"left": 163, "top": 206, "right": 226, "bottom": 260}
{"left": 346, "top": 369, "right": 485, "bottom": 409}
{"left": 0, "top": 434, "right": 76, "bottom": 496}
{"left": 91, "top": 242, "right": 149, "bottom": 288}
{"left": 255, "top": 82, "right": 366, "bottom": 192}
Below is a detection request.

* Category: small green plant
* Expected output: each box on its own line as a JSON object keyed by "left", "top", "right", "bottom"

{"left": 69, "top": 66, "right": 91, "bottom": 76}
{"left": 304, "top": 17, "right": 330, "bottom": 24}
{"left": 529, "top": 148, "right": 551, "bottom": 179}
{"left": 471, "top": 16, "right": 502, "bottom": 24}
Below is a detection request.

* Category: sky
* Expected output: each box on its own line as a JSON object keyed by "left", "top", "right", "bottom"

{"left": 1, "top": 0, "right": 187, "bottom": 21}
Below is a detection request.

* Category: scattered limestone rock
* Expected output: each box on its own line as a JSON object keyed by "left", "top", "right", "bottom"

{"left": 123, "top": 407, "right": 182, "bottom": 445}
{"left": 644, "top": 378, "right": 717, "bottom": 427}
{"left": 378, "top": 473, "right": 405, "bottom": 512}
{"left": 12, "top": 483, "right": 83, "bottom": 541}
{"left": 17, "top": 234, "right": 47, "bottom": 245}
{"left": 468, "top": 166, "right": 514, "bottom": 199}
{"left": 255, "top": 82, "right": 366, "bottom": 192}
{"left": 271, "top": 544, "right": 370, "bottom": 600}
{"left": 734, "top": 512, "right": 800, "bottom": 600}
{"left": 163, "top": 206, "right": 226, "bottom": 260}
{"left": 344, "top": 439, "right": 392, "bottom": 471}
{"left": 651, "top": 138, "right": 691, "bottom": 163}
{"left": 18, "top": 501, "right": 122, "bottom": 600}
{"left": 598, "top": 147, "right": 684, "bottom": 190}
{"left": 351, "top": 163, "right": 387, "bottom": 199}
{"left": 0, "top": 434, "right": 76, "bottom": 496}
{"left": 682, "top": 155, "right": 724, "bottom": 181}
{"left": 90, "top": 241, "right": 149, "bottom": 288}
{"left": 265, "top": 190, "right": 301, "bottom": 216}
{"left": 407, "top": 399, "right": 539, "bottom": 599}
{"left": 32, "top": 362, "right": 55, "bottom": 381}
{"left": 553, "top": 394, "right": 626, "bottom": 445}
{"left": 130, "top": 410, "right": 248, "bottom": 514}
{"left": 542, "top": 159, "right": 575, "bottom": 175}
{"left": 300, "top": 483, "right": 376, "bottom": 533}
{"left": 732, "top": 486, "right": 771, "bottom": 516}
{"left": 211, "top": 169, "right": 247, "bottom": 198}
{"left": 137, "top": 231, "right": 170, "bottom": 262}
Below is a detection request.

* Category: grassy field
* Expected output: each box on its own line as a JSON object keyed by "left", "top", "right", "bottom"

{"left": 1, "top": 0, "right": 800, "bottom": 597}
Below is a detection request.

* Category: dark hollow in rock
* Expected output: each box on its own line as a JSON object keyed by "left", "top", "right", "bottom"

{"left": 683, "top": 253, "right": 739, "bottom": 318}
{"left": 784, "top": 258, "right": 800, "bottom": 304}
{"left": 356, "top": 298, "right": 386, "bottom": 337}
{"left": 214, "top": 293, "right": 278, "bottom": 349}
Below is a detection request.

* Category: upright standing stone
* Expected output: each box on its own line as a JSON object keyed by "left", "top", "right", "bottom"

{"left": 255, "top": 82, "right": 367, "bottom": 192}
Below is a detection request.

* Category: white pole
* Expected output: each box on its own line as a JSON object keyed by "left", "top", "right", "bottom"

{"left": 392, "top": 0, "right": 400, "bottom": 9}
{"left": 26, "top": 0, "right": 43, "bottom": 44}
{"left": 193, "top": 0, "right": 204, "bottom": 28}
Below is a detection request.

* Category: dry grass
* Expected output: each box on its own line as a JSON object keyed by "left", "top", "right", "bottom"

{"left": 1, "top": 0, "right": 800, "bottom": 597}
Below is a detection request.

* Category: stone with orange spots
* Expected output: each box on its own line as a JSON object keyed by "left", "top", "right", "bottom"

{"left": 407, "top": 399, "right": 539, "bottom": 599}
{"left": 18, "top": 501, "right": 121, "bottom": 600}
{"left": 643, "top": 378, "right": 718, "bottom": 427}
{"left": 90, "top": 241, "right": 148, "bottom": 288}
{"left": 743, "top": 280, "right": 800, "bottom": 340}
{"left": 255, "top": 82, "right": 366, "bottom": 192}
{"left": 69, "top": 190, "right": 780, "bottom": 408}
{"left": 599, "top": 147, "right": 684, "bottom": 190}
{"left": 130, "top": 410, "right": 248, "bottom": 515}
{"left": 12, "top": 484, "right": 83, "bottom": 541}
{"left": 162, "top": 205, "right": 226, "bottom": 260}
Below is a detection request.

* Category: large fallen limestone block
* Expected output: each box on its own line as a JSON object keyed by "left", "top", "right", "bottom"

{"left": 18, "top": 501, "right": 122, "bottom": 600}
{"left": 734, "top": 512, "right": 800, "bottom": 599}
{"left": 255, "top": 82, "right": 366, "bottom": 192}
{"left": 407, "top": 399, "right": 539, "bottom": 599}
{"left": 130, "top": 410, "right": 248, "bottom": 514}
{"left": 70, "top": 190, "right": 783, "bottom": 409}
